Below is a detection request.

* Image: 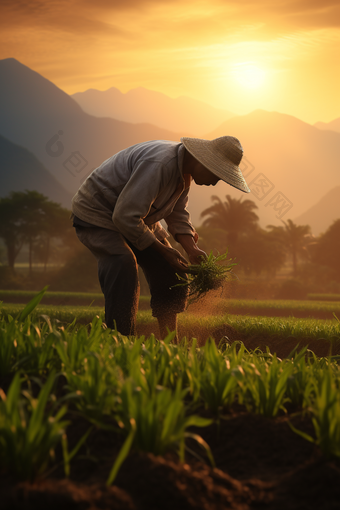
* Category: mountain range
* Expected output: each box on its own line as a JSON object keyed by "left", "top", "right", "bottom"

{"left": 0, "top": 57, "right": 339, "bottom": 233}
{"left": 294, "top": 186, "right": 340, "bottom": 235}
{"left": 71, "top": 87, "right": 234, "bottom": 136}
{"left": 188, "top": 110, "right": 340, "bottom": 230}
{"left": 314, "top": 118, "right": 340, "bottom": 134}
{"left": 0, "top": 58, "right": 182, "bottom": 205}
{"left": 0, "top": 134, "right": 72, "bottom": 207}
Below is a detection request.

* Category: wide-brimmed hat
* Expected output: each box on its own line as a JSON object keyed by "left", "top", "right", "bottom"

{"left": 180, "top": 135, "right": 250, "bottom": 193}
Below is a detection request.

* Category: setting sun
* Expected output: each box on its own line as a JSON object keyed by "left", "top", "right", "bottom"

{"left": 232, "top": 63, "right": 266, "bottom": 90}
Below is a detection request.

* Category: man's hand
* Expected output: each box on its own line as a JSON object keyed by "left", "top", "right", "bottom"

{"left": 187, "top": 247, "right": 207, "bottom": 265}
{"left": 151, "top": 239, "right": 189, "bottom": 272}
{"left": 176, "top": 233, "right": 207, "bottom": 266}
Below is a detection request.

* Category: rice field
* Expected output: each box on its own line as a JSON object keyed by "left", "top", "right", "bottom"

{"left": 1, "top": 301, "right": 340, "bottom": 346}
{"left": 2, "top": 289, "right": 340, "bottom": 319}
{"left": 2, "top": 289, "right": 340, "bottom": 508}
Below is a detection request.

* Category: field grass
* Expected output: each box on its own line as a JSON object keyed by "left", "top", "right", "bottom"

{"left": 1, "top": 302, "right": 340, "bottom": 347}
{"left": 2, "top": 289, "right": 340, "bottom": 508}
{"left": 0, "top": 289, "right": 150, "bottom": 308}
{"left": 1, "top": 300, "right": 340, "bottom": 480}
{"left": 2, "top": 289, "right": 340, "bottom": 314}
{"left": 307, "top": 293, "right": 340, "bottom": 302}
{"left": 211, "top": 298, "right": 340, "bottom": 319}
{"left": 0, "top": 289, "right": 105, "bottom": 300}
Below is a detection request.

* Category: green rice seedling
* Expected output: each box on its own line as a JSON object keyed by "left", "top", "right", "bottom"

{"left": 175, "top": 338, "right": 205, "bottom": 402}
{"left": 14, "top": 332, "right": 59, "bottom": 376}
{"left": 0, "top": 314, "right": 60, "bottom": 378}
{"left": 140, "top": 334, "right": 197, "bottom": 396}
{"left": 174, "top": 250, "right": 236, "bottom": 303}
{"left": 107, "top": 334, "right": 144, "bottom": 379}
{"left": 17, "top": 286, "right": 49, "bottom": 322}
{"left": 65, "top": 352, "right": 121, "bottom": 423}
{"left": 285, "top": 348, "right": 336, "bottom": 409}
{"left": 139, "top": 336, "right": 176, "bottom": 393}
{"left": 54, "top": 317, "right": 105, "bottom": 373}
{"left": 198, "top": 339, "right": 240, "bottom": 416}
{"left": 285, "top": 347, "right": 314, "bottom": 408}
{"left": 0, "top": 371, "right": 69, "bottom": 481}
{"left": 241, "top": 353, "right": 293, "bottom": 417}
{"left": 108, "top": 378, "right": 213, "bottom": 484}
{"left": 120, "top": 379, "right": 212, "bottom": 455}
{"left": 290, "top": 365, "right": 340, "bottom": 458}
{"left": 0, "top": 319, "right": 18, "bottom": 377}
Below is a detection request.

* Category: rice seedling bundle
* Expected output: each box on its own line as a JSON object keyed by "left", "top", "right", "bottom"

{"left": 175, "top": 250, "right": 236, "bottom": 303}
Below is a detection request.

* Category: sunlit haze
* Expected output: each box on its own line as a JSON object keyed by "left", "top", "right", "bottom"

{"left": 1, "top": 0, "right": 339, "bottom": 123}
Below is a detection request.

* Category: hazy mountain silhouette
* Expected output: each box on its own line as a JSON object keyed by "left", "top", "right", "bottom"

{"left": 314, "top": 118, "right": 340, "bottom": 134}
{"left": 294, "top": 186, "right": 340, "bottom": 235}
{"left": 1, "top": 59, "right": 339, "bottom": 230}
{"left": 72, "top": 87, "right": 234, "bottom": 137}
{"left": 186, "top": 110, "right": 340, "bottom": 229}
{"left": 0, "top": 58, "right": 182, "bottom": 196}
{"left": 0, "top": 134, "right": 72, "bottom": 207}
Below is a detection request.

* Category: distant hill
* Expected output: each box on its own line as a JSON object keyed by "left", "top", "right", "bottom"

{"left": 72, "top": 87, "right": 234, "bottom": 137}
{"left": 314, "top": 118, "right": 340, "bottom": 134}
{"left": 0, "top": 134, "right": 72, "bottom": 208}
{"left": 1, "top": 59, "right": 339, "bottom": 229}
{"left": 187, "top": 110, "right": 340, "bottom": 228}
{"left": 294, "top": 186, "right": 340, "bottom": 235}
{"left": 0, "top": 58, "right": 182, "bottom": 196}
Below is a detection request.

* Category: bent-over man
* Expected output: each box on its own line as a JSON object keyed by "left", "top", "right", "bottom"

{"left": 71, "top": 136, "right": 250, "bottom": 338}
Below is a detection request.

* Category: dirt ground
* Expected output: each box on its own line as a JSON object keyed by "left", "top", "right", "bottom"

{"left": 3, "top": 407, "right": 340, "bottom": 510}
{"left": 3, "top": 326, "right": 340, "bottom": 509}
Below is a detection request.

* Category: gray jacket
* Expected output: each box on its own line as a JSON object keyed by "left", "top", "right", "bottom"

{"left": 71, "top": 140, "right": 196, "bottom": 250}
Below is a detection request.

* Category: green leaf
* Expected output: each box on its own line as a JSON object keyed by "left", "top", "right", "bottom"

{"left": 184, "top": 431, "right": 215, "bottom": 467}
{"left": 107, "top": 418, "right": 136, "bottom": 485}
{"left": 18, "top": 286, "right": 49, "bottom": 322}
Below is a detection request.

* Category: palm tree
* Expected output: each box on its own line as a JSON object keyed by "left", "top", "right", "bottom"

{"left": 200, "top": 195, "right": 259, "bottom": 248}
{"left": 266, "top": 219, "right": 311, "bottom": 276}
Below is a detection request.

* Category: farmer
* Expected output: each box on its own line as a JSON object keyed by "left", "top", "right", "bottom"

{"left": 71, "top": 136, "right": 249, "bottom": 338}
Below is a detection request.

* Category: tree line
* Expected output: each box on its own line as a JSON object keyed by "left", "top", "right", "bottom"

{"left": 0, "top": 191, "right": 74, "bottom": 274}
{"left": 196, "top": 194, "right": 340, "bottom": 284}
{"left": 0, "top": 191, "right": 339, "bottom": 288}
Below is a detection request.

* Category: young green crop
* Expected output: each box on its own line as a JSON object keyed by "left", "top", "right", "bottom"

{"left": 238, "top": 352, "right": 293, "bottom": 417}
{"left": 2, "top": 288, "right": 340, "bottom": 481}
{"left": 65, "top": 352, "right": 121, "bottom": 423}
{"left": 107, "top": 378, "right": 214, "bottom": 484}
{"left": 174, "top": 250, "right": 236, "bottom": 303}
{"left": 198, "top": 339, "right": 240, "bottom": 417}
{"left": 0, "top": 371, "right": 68, "bottom": 481}
{"left": 290, "top": 365, "right": 340, "bottom": 458}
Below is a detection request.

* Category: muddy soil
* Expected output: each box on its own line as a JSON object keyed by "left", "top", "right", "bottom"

{"left": 3, "top": 324, "right": 340, "bottom": 509}
{"left": 2, "top": 409, "right": 340, "bottom": 510}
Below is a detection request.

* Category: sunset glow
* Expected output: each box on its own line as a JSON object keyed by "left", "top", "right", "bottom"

{"left": 232, "top": 63, "right": 266, "bottom": 90}
{"left": 0, "top": 1, "right": 339, "bottom": 123}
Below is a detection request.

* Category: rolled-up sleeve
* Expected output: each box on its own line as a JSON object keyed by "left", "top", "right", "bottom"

{"left": 152, "top": 222, "right": 169, "bottom": 241}
{"left": 165, "top": 187, "right": 197, "bottom": 240}
{"left": 112, "top": 160, "right": 170, "bottom": 250}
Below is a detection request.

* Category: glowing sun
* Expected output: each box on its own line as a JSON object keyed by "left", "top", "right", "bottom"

{"left": 232, "top": 63, "right": 266, "bottom": 89}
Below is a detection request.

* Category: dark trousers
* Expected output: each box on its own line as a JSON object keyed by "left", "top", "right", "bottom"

{"left": 75, "top": 226, "right": 188, "bottom": 335}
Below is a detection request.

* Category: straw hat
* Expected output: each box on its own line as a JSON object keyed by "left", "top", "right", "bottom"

{"left": 180, "top": 136, "right": 250, "bottom": 193}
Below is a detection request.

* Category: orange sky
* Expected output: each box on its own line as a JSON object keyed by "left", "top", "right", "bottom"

{"left": 1, "top": 0, "right": 339, "bottom": 123}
